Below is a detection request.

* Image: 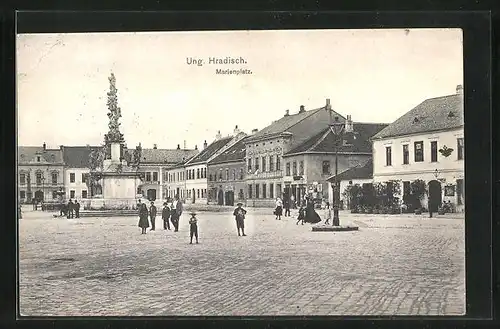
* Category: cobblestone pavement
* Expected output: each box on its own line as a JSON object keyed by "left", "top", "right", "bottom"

{"left": 18, "top": 208, "right": 465, "bottom": 316}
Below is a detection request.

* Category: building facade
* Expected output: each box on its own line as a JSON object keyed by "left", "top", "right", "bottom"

{"left": 165, "top": 162, "right": 188, "bottom": 201}
{"left": 207, "top": 136, "right": 248, "bottom": 206}
{"left": 18, "top": 144, "right": 65, "bottom": 203}
{"left": 327, "top": 159, "right": 373, "bottom": 209}
{"left": 184, "top": 128, "right": 246, "bottom": 204}
{"left": 371, "top": 85, "right": 465, "bottom": 212}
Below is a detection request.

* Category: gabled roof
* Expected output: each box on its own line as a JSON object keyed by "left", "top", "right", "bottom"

{"left": 62, "top": 146, "right": 101, "bottom": 168}
{"left": 127, "top": 148, "right": 199, "bottom": 165}
{"left": 372, "top": 93, "right": 464, "bottom": 140}
{"left": 327, "top": 159, "right": 373, "bottom": 182}
{"left": 245, "top": 107, "right": 341, "bottom": 142}
{"left": 186, "top": 136, "right": 233, "bottom": 165}
{"left": 18, "top": 147, "right": 64, "bottom": 165}
{"left": 285, "top": 122, "right": 388, "bottom": 156}
{"left": 209, "top": 136, "right": 249, "bottom": 165}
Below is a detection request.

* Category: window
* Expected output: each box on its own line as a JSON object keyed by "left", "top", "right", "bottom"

{"left": 248, "top": 158, "right": 252, "bottom": 172}
{"left": 239, "top": 189, "right": 244, "bottom": 200}
{"left": 262, "top": 157, "right": 266, "bottom": 172}
{"left": 255, "top": 158, "right": 259, "bottom": 171}
{"left": 239, "top": 168, "right": 244, "bottom": 180}
{"left": 145, "top": 172, "right": 151, "bottom": 181}
{"left": 286, "top": 162, "right": 291, "bottom": 176}
{"left": 292, "top": 162, "right": 297, "bottom": 175}
{"left": 209, "top": 174, "right": 213, "bottom": 181}
{"left": 457, "top": 179, "right": 464, "bottom": 205}
{"left": 197, "top": 189, "right": 200, "bottom": 198}
{"left": 226, "top": 169, "right": 229, "bottom": 180}
{"left": 322, "top": 161, "right": 330, "bottom": 175}
{"left": 232, "top": 169, "right": 236, "bottom": 180}
{"left": 414, "top": 141, "right": 424, "bottom": 162}
{"left": 248, "top": 185, "right": 253, "bottom": 199}
{"left": 276, "top": 156, "right": 281, "bottom": 171}
{"left": 70, "top": 190, "right": 75, "bottom": 198}
{"left": 403, "top": 145, "right": 409, "bottom": 164}
{"left": 219, "top": 171, "right": 223, "bottom": 180}
{"left": 204, "top": 189, "right": 207, "bottom": 198}
{"left": 52, "top": 173, "right": 58, "bottom": 185}
{"left": 430, "top": 141, "right": 438, "bottom": 162}
{"left": 277, "top": 184, "right": 282, "bottom": 198}
{"left": 270, "top": 183, "right": 274, "bottom": 199}
{"left": 20, "top": 173, "right": 26, "bottom": 185}
{"left": 197, "top": 169, "right": 200, "bottom": 179}
{"left": 385, "top": 146, "right": 392, "bottom": 166}
{"left": 82, "top": 190, "right": 88, "bottom": 199}
{"left": 269, "top": 156, "right": 275, "bottom": 171}
{"left": 457, "top": 138, "right": 464, "bottom": 160}
{"left": 36, "top": 173, "right": 42, "bottom": 185}
{"left": 262, "top": 183, "right": 267, "bottom": 198}
{"left": 20, "top": 191, "right": 26, "bottom": 199}
{"left": 70, "top": 173, "right": 75, "bottom": 183}
{"left": 37, "top": 156, "right": 41, "bottom": 162}
{"left": 137, "top": 187, "right": 142, "bottom": 194}
{"left": 153, "top": 172, "right": 158, "bottom": 181}
{"left": 299, "top": 161, "right": 304, "bottom": 175}
{"left": 255, "top": 184, "right": 260, "bottom": 199}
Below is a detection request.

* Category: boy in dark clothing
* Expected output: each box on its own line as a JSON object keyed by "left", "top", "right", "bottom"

{"left": 284, "top": 198, "right": 291, "bottom": 217}
{"left": 162, "top": 202, "right": 171, "bottom": 230}
{"left": 233, "top": 202, "right": 247, "bottom": 236}
{"left": 149, "top": 201, "right": 157, "bottom": 231}
{"left": 296, "top": 206, "right": 305, "bottom": 225}
{"left": 67, "top": 200, "right": 74, "bottom": 219}
{"left": 74, "top": 200, "right": 81, "bottom": 218}
{"left": 189, "top": 212, "right": 199, "bottom": 244}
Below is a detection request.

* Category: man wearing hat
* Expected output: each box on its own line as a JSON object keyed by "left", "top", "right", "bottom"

{"left": 162, "top": 201, "right": 171, "bottom": 230}
{"left": 149, "top": 201, "right": 157, "bottom": 231}
{"left": 188, "top": 211, "right": 199, "bottom": 244}
{"left": 233, "top": 202, "right": 247, "bottom": 236}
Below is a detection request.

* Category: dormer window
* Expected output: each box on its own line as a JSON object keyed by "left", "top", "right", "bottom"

{"left": 448, "top": 111, "right": 455, "bottom": 118}
{"left": 37, "top": 156, "right": 41, "bottom": 162}
{"left": 413, "top": 117, "right": 420, "bottom": 124}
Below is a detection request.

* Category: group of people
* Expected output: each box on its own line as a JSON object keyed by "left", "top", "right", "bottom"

{"left": 275, "top": 195, "right": 323, "bottom": 225}
{"left": 137, "top": 196, "right": 183, "bottom": 234}
{"left": 59, "top": 199, "right": 80, "bottom": 219}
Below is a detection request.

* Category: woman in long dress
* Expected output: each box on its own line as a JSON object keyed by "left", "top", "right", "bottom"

{"left": 275, "top": 198, "right": 283, "bottom": 220}
{"left": 303, "top": 196, "right": 321, "bottom": 224}
{"left": 138, "top": 203, "right": 150, "bottom": 234}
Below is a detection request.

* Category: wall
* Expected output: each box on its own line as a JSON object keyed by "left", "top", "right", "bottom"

{"left": 102, "top": 176, "right": 140, "bottom": 199}
{"left": 207, "top": 161, "right": 246, "bottom": 205}
{"left": 18, "top": 164, "right": 65, "bottom": 203}
{"left": 65, "top": 167, "right": 90, "bottom": 200}
{"left": 372, "top": 127, "right": 465, "bottom": 211}
{"left": 185, "top": 163, "right": 208, "bottom": 204}
{"left": 164, "top": 166, "right": 187, "bottom": 201}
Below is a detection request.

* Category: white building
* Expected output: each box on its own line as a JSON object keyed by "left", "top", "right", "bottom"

{"left": 327, "top": 159, "right": 373, "bottom": 209}
{"left": 62, "top": 146, "right": 99, "bottom": 201}
{"left": 370, "top": 85, "right": 465, "bottom": 212}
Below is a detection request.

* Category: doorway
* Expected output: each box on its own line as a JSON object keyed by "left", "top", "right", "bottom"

{"left": 428, "top": 180, "right": 442, "bottom": 212}
{"left": 225, "top": 191, "right": 235, "bottom": 206}
{"left": 217, "top": 189, "right": 224, "bottom": 205}
{"left": 147, "top": 189, "right": 157, "bottom": 201}
{"left": 34, "top": 190, "right": 44, "bottom": 202}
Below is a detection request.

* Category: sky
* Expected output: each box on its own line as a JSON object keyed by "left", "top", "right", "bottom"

{"left": 17, "top": 29, "right": 463, "bottom": 150}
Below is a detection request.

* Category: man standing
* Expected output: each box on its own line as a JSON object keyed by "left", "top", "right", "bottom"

{"left": 149, "top": 201, "right": 157, "bottom": 231}
{"left": 162, "top": 202, "right": 171, "bottom": 230}
{"left": 233, "top": 202, "right": 247, "bottom": 236}
{"left": 283, "top": 197, "right": 291, "bottom": 217}
{"left": 67, "top": 199, "right": 74, "bottom": 219}
{"left": 74, "top": 200, "right": 81, "bottom": 218}
{"left": 173, "top": 195, "right": 183, "bottom": 232}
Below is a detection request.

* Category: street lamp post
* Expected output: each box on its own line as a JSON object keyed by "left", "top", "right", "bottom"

{"left": 326, "top": 99, "right": 344, "bottom": 226}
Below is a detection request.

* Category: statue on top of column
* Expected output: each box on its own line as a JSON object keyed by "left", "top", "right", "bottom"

{"left": 104, "top": 72, "right": 125, "bottom": 144}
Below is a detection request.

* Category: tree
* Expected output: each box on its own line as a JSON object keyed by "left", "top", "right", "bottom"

{"left": 410, "top": 179, "right": 427, "bottom": 209}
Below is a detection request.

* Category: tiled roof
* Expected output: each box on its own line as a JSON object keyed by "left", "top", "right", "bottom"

{"left": 128, "top": 148, "right": 199, "bottom": 165}
{"left": 62, "top": 146, "right": 101, "bottom": 168}
{"left": 285, "top": 122, "right": 388, "bottom": 155}
{"left": 18, "top": 147, "right": 64, "bottom": 165}
{"left": 209, "top": 136, "right": 249, "bottom": 165}
{"left": 246, "top": 107, "right": 341, "bottom": 142}
{"left": 372, "top": 94, "right": 464, "bottom": 140}
{"left": 327, "top": 159, "right": 373, "bottom": 182}
{"left": 186, "top": 136, "right": 233, "bottom": 165}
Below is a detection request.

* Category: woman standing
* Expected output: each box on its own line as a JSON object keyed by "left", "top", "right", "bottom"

{"left": 275, "top": 197, "right": 283, "bottom": 220}
{"left": 304, "top": 196, "right": 321, "bottom": 224}
{"left": 138, "top": 203, "right": 150, "bottom": 234}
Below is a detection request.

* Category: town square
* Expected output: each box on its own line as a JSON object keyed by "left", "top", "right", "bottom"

{"left": 17, "top": 29, "right": 465, "bottom": 316}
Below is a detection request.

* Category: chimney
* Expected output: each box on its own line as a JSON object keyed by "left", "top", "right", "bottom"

{"left": 299, "top": 105, "right": 305, "bottom": 113}
{"left": 195, "top": 145, "right": 198, "bottom": 150}
{"left": 456, "top": 84, "right": 463, "bottom": 95}
{"left": 177, "top": 144, "right": 180, "bottom": 150}
{"left": 59, "top": 145, "right": 63, "bottom": 150}
{"left": 234, "top": 125, "right": 240, "bottom": 135}
{"left": 284, "top": 109, "right": 290, "bottom": 117}
{"left": 251, "top": 128, "right": 258, "bottom": 135}
{"left": 43, "top": 142, "right": 46, "bottom": 150}
{"left": 215, "top": 130, "right": 222, "bottom": 140}
{"left": 345, "top": 114, "right": 354, "bottom": 133}
{"left": 325, "top": 99, "right": 331, "bottom": 110}
{"left": 203, "top": 140, "right": 208, "bottom": 149}
{"left": 153, "top": 144, "right": 157, "bottom": 149}
{"left": 184, "top": 140, "right": 187, "bottom": 149}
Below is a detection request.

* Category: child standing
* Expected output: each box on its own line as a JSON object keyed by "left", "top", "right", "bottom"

{"left": 189, "top": 212, "right": 199, "bottom": 244}
{"left": 296, "top": 205, "right": 305, "bottom": 225}
{"left": 324, "top": 202, "right": 331, "bottom": 225}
